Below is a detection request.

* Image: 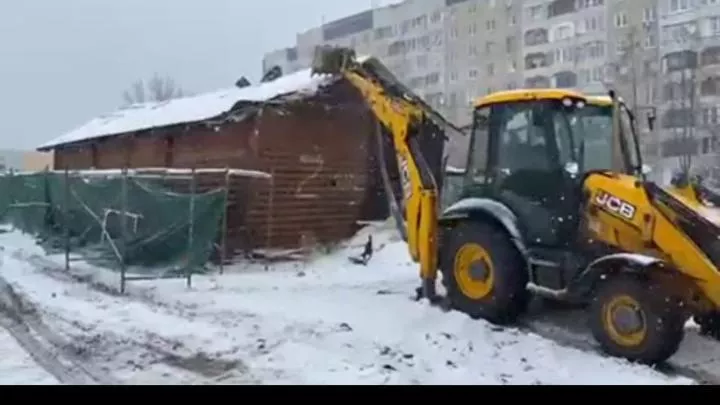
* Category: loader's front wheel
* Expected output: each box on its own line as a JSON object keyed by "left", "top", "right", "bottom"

{"left": 589, "top": 276, "right": 685, "bottom": 365}
{"left": 440, "top": 221, "right": 529, "bottom": 325}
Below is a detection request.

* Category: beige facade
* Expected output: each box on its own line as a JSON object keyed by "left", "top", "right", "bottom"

{"left": 22, "top": 151, "right": 53, "bottom": 172}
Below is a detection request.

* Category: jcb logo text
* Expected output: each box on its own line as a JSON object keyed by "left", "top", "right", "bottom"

{"left": 594, "top": 190, "right": 636, "bottom": 220}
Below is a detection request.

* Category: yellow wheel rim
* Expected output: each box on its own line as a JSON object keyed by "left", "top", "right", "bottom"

{"left": 453, "top": 243, "right": 494, "bottom": 300}
{"left": 602, "top": 295, "right": 647, "bottom": 347}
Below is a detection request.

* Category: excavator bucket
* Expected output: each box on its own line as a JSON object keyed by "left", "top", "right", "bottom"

{"left": 311, "top": 46, "right": 357, "bottom": 76}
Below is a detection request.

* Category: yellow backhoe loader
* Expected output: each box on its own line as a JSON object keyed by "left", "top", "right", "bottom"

{"left": 311, "top": 46, "right": 720, "bottom": 365}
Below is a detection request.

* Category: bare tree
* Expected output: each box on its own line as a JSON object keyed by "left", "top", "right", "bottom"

{"left": 607, "top": 28, "right": 657, "bottom": 136}
{"left": 122, "top": 73, "right": 185, "bottom": 105}
{"left": 669, "top": 26, "right": 702, "bottom": 180}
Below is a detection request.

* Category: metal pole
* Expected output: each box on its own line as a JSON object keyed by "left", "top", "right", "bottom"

{"left": 219, "top": 167, "right": 229, "bottom": 274}
{"left": 63, "top": 167, "right": 70, "bottom": 272}
{"left": 266, "top": 168, "right": 275, "bottom": 250}
{"left": 186, "top": 168, "right": 196, "bottom": 288}
{"left": 120, "top": 167, "right": 128, "bottom": 294}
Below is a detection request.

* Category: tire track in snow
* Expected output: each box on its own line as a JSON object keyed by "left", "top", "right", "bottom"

{"left": 0, "top": 275, "right": 115, "bottom": 384}
{"left": 8, "top": 248, "right": 709, "bottom": 384}
{"left": 518, "top": 302, "right": 720, "bottom": 385}
{"left": 4, "top": 252, "right": 255, "bottom": 384}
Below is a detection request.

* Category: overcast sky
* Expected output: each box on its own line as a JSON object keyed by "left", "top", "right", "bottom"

{"left": 1, "top": 0, "right": 399, "bottom": 151}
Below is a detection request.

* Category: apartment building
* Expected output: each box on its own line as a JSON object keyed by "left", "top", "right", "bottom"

{"left": 262, "top": 0, "right": 523, "bottom": 127}
{"left": 262, "top": 0, "right": 681, "bottom": 170}
{"left": 520, "top": 0, "right": 608, "bottom": 93}
{"left": 654, "top": 0, "right": 720, "bottom": 181}
{"left": 290, "top": 0, "right": 450, "bottom": 117}
{"left": 605, "top": 0, "right": 661, "bottom": 165}
{"left": 261, "top": 47, "right": 304, "bottom": 76}
{"left": 442, "top": 0, "right": 523, "bottom": 125}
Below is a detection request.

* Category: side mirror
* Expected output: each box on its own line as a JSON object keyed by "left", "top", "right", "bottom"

{"left": 564, "top": 161, "right": 579, "bottom": 177}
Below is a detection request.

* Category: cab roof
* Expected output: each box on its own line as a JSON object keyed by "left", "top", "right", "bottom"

{"left": 584, "top": 94, "right": 613, "bottom": 106}
{"left": 473, "top": 88, "right": 587, "bottom": 108}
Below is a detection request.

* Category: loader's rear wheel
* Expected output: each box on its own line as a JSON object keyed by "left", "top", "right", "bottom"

{"left": 441, "top": 221, "right": 529, "bottom": 325}
{"left": 589, "top": 276, "right": 685, "bottom": 365}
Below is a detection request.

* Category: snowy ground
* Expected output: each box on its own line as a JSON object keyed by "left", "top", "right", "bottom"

{"left": 0, "top": 327, "right": 58, "bottom": 384}
{"left": 0, "top": 223, "right": 696, "bottom": 385}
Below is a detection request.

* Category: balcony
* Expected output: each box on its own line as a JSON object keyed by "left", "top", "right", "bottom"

{"left": 525, "top": 75, "right": 551, "bottom": 88}
{"left": 524, "top": 28, "right": 549, "bottom": 47}
{"left": 661, "top": 108, "right": 695, "bottom": 129}
{"left": 553, "top": 71, "right": 578, "bottom": 88}
{"left": 662, "top": 49, "right": 698, "bottom": 72}
{"left": 700, "top": 45, "right": 720, "bottom": 75}
{"left": 525, "top": 52, "right": 552, "bottom": 70}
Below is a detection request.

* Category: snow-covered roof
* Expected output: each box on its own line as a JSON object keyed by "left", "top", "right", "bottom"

{"left": 37, "top": 67, "right": 339, "bottom": 151}
{"left": 37, "top": 54, "right": 461, "bottom": 152}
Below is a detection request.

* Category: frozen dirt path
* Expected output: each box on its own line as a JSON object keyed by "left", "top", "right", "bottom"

{"left": 0, "top": 324, "right": 59, "bottom": 384}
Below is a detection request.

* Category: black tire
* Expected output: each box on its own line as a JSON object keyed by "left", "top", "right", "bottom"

{"left": 588, "top": 275, "right": 686, "bottom": 365}
{"left": 440, "top": 221, "right": 530, "bottom": 325}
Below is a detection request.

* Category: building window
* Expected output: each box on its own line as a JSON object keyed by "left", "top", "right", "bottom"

{"left": 576, "top": 0, "right": 605, "bottom": 9}
{"left": 524, "top": 28, "right": 549, "bottom": 46}
{"left": 645, "top": 85, "right": 656, "bottom": 105}
{"left": 642, "top": 7, "right": 656, "bottom": 22}
{"left": 431, "top": 11, "right": 442, "bottom": 23}
{"left": 553, "top": 24, "right": 574, "bottom": 41}
{"left": 645, "top": 34, "right": 657, "bottom": 48}
{"left": 486, "top": 41, "right": 496, "bottom": 53}
{"left": 486, "top": 19, "right": 496, "bottom": 31}
{"left": 487, "top": 63, "right": 495, "bottom": 75}
{"left": 712, "top": 17, "right": 720, "bottom": 35}
{"left": 614, "top": 12, "right": 628, "bottom": 28}
{"left": 670, "top": 0, "right": 690, "bottom": 13}
{"left": 528, "top": 5, "right": 544, "bottom": 20}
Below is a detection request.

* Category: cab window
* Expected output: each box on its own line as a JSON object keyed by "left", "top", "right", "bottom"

{"left": 466, "top": 106, "right": 490, "bottom": 183}
{"left": 495, "top": 102, "right": 554, "bottom": 172}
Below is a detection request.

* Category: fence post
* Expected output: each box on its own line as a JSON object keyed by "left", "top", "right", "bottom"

{"left": 63, "top": 167, "right": 70, "bottom": 272}
{"left": 186, "top": 168, "right": 196, "bottom": 288}
{"left": 120, "top": 167, "right": 128, "bottom": 294}
{"left": 8, "top": 169, "right": 15, "bottom": 232}
{"left": 220, "top": 167, "right": 229, "bottom": 275}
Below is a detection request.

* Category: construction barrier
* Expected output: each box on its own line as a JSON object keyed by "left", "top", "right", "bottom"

{"left": 0, "top": 168, "right": 251, "bottom": 292}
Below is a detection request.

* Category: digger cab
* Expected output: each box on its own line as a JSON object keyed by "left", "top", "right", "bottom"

{"left": 452, "top": 88, "right": 642, "bottom": 253}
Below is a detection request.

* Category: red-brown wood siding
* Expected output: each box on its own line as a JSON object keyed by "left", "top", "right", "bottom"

{"left": 50, "top": 81, "right": 383, "bottom": 260}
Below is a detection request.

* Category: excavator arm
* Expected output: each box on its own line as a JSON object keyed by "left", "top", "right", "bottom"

{"left": 311, "top": 46, "right": 453, "bottom": 296}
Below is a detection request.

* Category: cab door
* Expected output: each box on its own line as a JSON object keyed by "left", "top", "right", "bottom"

{"left": 478, "top": 100, "right": 579, "bottom": 250}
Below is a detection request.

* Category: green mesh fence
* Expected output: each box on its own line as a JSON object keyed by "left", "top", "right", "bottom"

{"left": 0, "top": 171, "right": 226, "bottom": 279}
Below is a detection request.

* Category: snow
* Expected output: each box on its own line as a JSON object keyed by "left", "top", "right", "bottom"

{"left": 37, "top": 68, "right": 339, "bottom": 151}
{"left": 696, "top": 205, "right": 720, "bottom": 226}
{"left": 445, "top": 166, "right": 466, "bottom": 175}
{"left": 13, "top": 167, "right": 272, "bottom": 180}
{"left": 0, "top": 329, "right": 59, "bottom": 385}
{"left": 588, "top": 253, "right": 662, "bottom": 267}
{"left": 0, "top": 223, "right": 696, "bottom": 385}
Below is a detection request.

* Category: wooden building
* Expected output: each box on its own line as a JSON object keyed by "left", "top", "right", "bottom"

{"left": 37, "top": 60, "right": 447, "bottom": 261}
